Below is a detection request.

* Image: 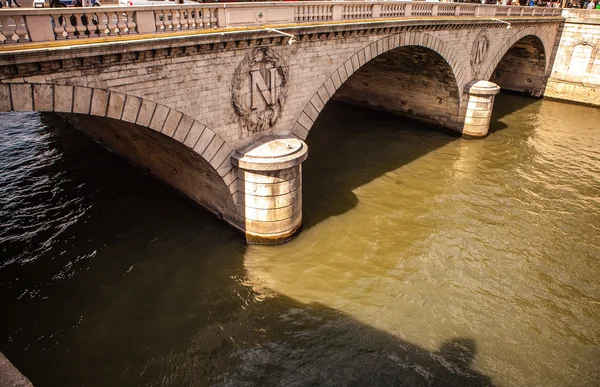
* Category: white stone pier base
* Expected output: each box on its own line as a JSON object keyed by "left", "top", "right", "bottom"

{"left": 232, "top": 137, "right": 308, "bottom": 245}
{"left": 463, "top": 80, "right": 501, "bottom": 138}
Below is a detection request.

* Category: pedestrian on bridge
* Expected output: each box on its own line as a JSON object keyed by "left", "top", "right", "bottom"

{"left": 6, "top": 0, "right": 22, "bottom": 7}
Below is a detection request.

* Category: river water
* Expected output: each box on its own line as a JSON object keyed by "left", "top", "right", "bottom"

{"left": 0, "top": 94, "right": 598, "bottom": 386}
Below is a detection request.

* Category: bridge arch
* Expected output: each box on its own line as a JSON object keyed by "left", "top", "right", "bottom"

{"left": 484, "top": 28, "right": 553, "bottom": 95}
{"left": 0, "top": 83, "right": 240, "bottom": 227}
{"left": 292, "top": 32, "right": 465, "bottom": 140}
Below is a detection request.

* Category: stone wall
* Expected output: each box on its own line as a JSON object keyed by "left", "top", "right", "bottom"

{"left": 490, "top": 35, "right": 547, "bottom": 96}
{"left": 0, "top": 20, "right": 561, "bottom": 148}
{"left": 333, "top": 45, "right": 461, "bottom": 131}
{"left": 546, "top": 10, "right": 600, "bottom": 105}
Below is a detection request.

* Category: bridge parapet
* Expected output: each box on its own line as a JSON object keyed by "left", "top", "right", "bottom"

{"left": 0, "top": 1, "right": 562, "bottom": 45}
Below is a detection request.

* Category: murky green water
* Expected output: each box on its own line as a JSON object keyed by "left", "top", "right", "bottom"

{"left": 1, "top": 94, "right": 599, "bottom": 386}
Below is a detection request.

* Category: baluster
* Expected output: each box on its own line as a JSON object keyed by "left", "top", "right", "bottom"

{"left": 13, "top": 16, "right": 28, "bottom": 42}
{"left": 183, "top": 9, "right": 191, "bottom": 29}
{"left": 155, "top": 10, "right": 164, "bottom": 31}
{"left": 114, "top": 11, "right": 126, "bottom": 34}
{"left": 0, "top": 15, "right": 17, "bottom": 44}
{"left": 174, "top": 10, "right": 183, "bottom": 30}
{"left": 201, "top": 8, "right": 209, "bottom": 29}
{"left": 94, "top": 12, "right": 107, "bottom": 36}
{"left": 64, "top": 13, "right": 76, "bottom": 39}
{"left": 208, "top": 8, "right": 214, "bottom": 28}
{"left": 75, "top": 13, "right": 89, "bottom": 38}
{"left": 162, "top": 9, "right": 172, "bottom": 31}
{"left": 125, "top": 11, "right": 136, "bottom": 33}
{"left": 194, "top": 9, "right": 202, "bottom": 29}
{"left": 106, "top": 11, "right": 117, "bottom": 35}
{"left": 50, "top": 14, "right": 65, "bottom": 40}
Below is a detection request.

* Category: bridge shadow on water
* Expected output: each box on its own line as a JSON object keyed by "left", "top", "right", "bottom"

{"left": 302, "top": 94, "right": 539, "bottom": 230}
{"left": 0, "top": 112, "right": 496, "bottom": 386}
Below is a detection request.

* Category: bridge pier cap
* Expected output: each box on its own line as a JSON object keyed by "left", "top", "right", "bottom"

{"left": 232, "top": 137, "right": 308, "bottom": 245}
{"left": 463, "top": 80, "right": 501, "bottom": 139}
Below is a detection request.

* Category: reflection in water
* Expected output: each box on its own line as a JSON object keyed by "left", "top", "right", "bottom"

{"left": 0, "top": 94, "right": 599, "bottom": 387}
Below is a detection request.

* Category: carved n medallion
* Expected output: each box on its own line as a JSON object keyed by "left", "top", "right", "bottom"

{"left": 471, "top": 30, "right": 490, "bottom": 76}
{"left": 232, "top": 47, "right": 289, "bottom": 136}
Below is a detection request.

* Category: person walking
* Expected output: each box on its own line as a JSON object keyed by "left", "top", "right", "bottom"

{"left": 587, "top": 0, "right": 595, "bottom": 8}
{"left": 6, "top": 0, "right": 21, "bottom": 7}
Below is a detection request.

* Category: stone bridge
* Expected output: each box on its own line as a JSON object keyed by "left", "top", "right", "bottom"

{"left": 0, "top": 1, "right": 564, "bottom": 244}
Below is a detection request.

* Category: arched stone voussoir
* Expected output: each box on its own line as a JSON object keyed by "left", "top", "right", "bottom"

{"left": 0, "top": 82, "right": 229, "bottom": 175}
{"left": 482, "top": 27, "right": 554, "bottom": 82}
{"left": 293, "top": 31, "right": 465, "bottom": 140}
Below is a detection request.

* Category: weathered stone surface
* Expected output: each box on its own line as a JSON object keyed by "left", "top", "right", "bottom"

{"left": 33, "top": 84, "right": 53, "bottom": 112}
{"left": 462, "top": 80, "right": 500, "bottom": 138}
{"left": 122, "top": 96, "right": 142, "bottom": 123}
{"left": 106, "top": 92, "right": 126, "bottom": 120}
{"left": 90, "top": 89, "right": 109, "bottom": 117}
{"left": 0, "top": 351, "right": 33, "bottom": 387}
{"left": 73, "top": 87, "right": 93, "bottom": 114}
{"left": 233, "top": 137, "right": 307, "bottom": 244}
{"left": 10, "top": 84, "right": 32, "bottom": 112}
{"left": 135, "top": 99, "right": 156, "bottom": 127}
{"left": 546, "top": 10, "right": 600, "bottom": 105}
{"left": 54, "top": 85, "right": 73, "bottom": 113}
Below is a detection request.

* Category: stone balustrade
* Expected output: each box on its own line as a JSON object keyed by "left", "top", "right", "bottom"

{"left": 0, "top": 1, "right": 562, "bottom": 45}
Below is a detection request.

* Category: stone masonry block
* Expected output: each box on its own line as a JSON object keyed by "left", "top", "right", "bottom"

{"left": 162, "top": 109, "right": 183, "bottom": 137}
{"left": 10, "top": 84, "right": 32, "bottom": 112}
{"left": 90, "top": 89, "right": 109, "bottom": 117}
{"left": 106, "top": 92, "right": 126, "bottom": 120}
{"left": 310, "top": 93, "right": 325, "bottom": 112}
{"left": 304, "top": 102, "right": 319, "bottom": 122}
{"left": 211, "top": 144, "right": 233, "bottom": 170}
{"left": 33, "top": 84, "right": 53, "bottom": 112}
{"left": 331, "top": 71, "right": 342, "bottom": 89}
{"left": 324, "top": 78, "right": 336, "bottom": 98}
{"left": 292, "top": 122, "right": 309, "bottom": 140}
{"left": 148, "top": 104, "right": 170, "bottom": 131}
{"left": 54, "top": 85, "right": 73, "bottom": 113}
{"left": 297, "top": 112, "right": 314, "bottom": 132}
{"left": 183, "top": 121, "right": 205, "bottom": 148}
{"left": 135, "top": 99, "right": 156, "bottom": 127}
{"left": 317, "top": 85, "right": 330, "bottom": 104}
{"left": 351, "top": 54, "right": 360, "bottom": 72}
{"left": 73, "top": 87, "right": 93, "bottom": 115}
{"left": 202, "top": 136, "right": 225, "bottom": 163}
{"left": 121, "top": 96, "right": 142, "bottom": 123}
{"left": 0, "top": 84, "right": 11, "bottom": 111}
{"left": 172, "top": 115, "right": 194, "bottom": 143}
{"left": 337, "top": 65, "right": 349, "bottom": 84}
{"left": 194, "top": 128, "right": 215, "bottom": 154}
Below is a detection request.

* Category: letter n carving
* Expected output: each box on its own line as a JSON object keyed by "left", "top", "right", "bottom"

{"left": 251, "top": 68, "right": 278, "bottom": 109}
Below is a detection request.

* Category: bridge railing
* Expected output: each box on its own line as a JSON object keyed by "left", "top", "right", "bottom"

{"left": 0, "top": 1, "right": 563, "bottom": 45}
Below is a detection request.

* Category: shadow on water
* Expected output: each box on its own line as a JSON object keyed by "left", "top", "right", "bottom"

{"left": 0, "top": 112, "right": 495, "bottom": 386}
{"left": 302, "top": 101, "right": 458, "bottom": 230}
{"left": 302, "top": 93, "right": 541, "bottom": 230}
{"left": 488, "top": 91, "right": 541, "bottom": 135}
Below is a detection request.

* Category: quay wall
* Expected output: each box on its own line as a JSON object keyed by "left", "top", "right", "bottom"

{"left": 546, "top": 9, "right": 600, "bottom": 106}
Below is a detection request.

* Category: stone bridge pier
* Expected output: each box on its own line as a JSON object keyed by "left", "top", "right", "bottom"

{"left": 0, "top": 1, "right": 564, "bottom": 244}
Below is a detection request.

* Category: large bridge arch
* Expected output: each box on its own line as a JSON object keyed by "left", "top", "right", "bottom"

{"left": 0, "top": 83, "right": 242, "bottom": 229}
{"left": 291, "top": 32, "right": 466, "bottom": 141}
{"left": 484, "top": 28, "right": 554, "bottom": 96}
